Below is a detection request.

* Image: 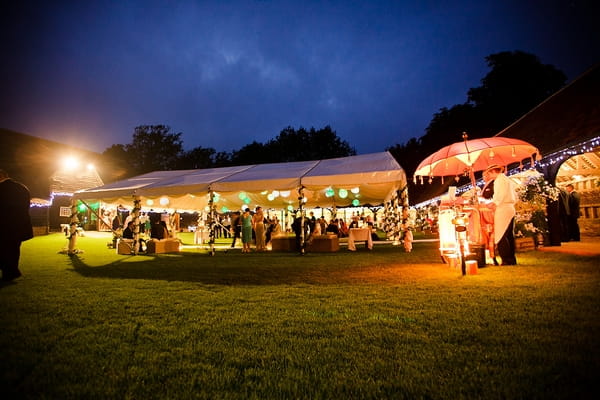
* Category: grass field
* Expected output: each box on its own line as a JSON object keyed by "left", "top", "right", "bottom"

{"left": 1, "top": 232, "right": 599, "bottom": 399}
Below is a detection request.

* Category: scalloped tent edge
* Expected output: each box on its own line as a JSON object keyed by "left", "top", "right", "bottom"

{"left": 73, "top": 151, "right": 407, "bottom": 212}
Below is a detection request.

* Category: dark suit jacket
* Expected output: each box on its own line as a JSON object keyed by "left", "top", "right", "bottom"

{"left": 481, "top": 180, "right": 495, "bottom": 200}
{"left": 0, "top": 178, "right": 34, "bottom": 241}
{"left": 569, "top": 191, "right": 581, "bottom": 218}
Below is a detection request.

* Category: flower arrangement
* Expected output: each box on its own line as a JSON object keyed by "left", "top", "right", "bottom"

{"left": 514, "top": 175, "right": 560, "bottom": 238}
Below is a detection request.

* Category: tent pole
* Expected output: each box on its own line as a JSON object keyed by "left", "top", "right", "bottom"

{"left": 208, "top": 190, "right": 215, "bottom": 256}
{"left": 298, "top": 187, "right": 305, "bottom": 255}
{"left": 131, "top": 196, "right": 141, "bottom": 255}
{"left": 67, "top": 200, "right": 79, "bottom": 255}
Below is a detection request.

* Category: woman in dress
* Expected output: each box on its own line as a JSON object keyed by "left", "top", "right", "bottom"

{"left": 241, "top": 209, "right": 253, "bottom": 253}
{"left": 253, "top": 206, "right": 266, "bottom": 251}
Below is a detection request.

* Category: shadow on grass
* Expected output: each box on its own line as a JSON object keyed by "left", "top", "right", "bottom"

{"left": 67, "top": 243, "right": 443, "bottom": 285}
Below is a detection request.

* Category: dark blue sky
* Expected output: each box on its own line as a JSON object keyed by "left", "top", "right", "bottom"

{"left": 1, "top": 0, "right": 598, "bottom": 155}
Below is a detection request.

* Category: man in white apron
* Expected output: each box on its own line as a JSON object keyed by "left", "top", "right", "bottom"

{"left": 484, "top": 164, "right": 517, "bottom": 265}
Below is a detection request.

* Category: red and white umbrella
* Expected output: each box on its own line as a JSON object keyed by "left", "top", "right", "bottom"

{"left": 414, "top": 134, "right": 540, "bottom": 184}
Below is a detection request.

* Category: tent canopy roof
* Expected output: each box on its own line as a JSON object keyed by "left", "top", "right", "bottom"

{"left": 74, "top": 152, "right": 407, "bottom": 212}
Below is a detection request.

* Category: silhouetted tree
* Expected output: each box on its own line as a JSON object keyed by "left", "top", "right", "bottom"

{"left": 231, "top": 141, "right": 270, "bottom": 165}
{"left": 108, "top": 125, "right": 184, "bottom": 175}
{"left": 178, "top": 146, "right": 216, "bottom": 169}
{"left": 419, "top": 104, "right": 484, "bottom": 156}
{"left": 102, "top": 143, "right": 129, "bottom": 177}
{"left": 267, "top": 125, "right": 355, "bottom": 162}
{"left": 390, "top": 51, "right": 567, "bottom": 179}
{"left": 230, "top": 126, "right": 355, "bottom": 165}
{"left": 386, "top": 137, "right": 422, "bottom": 176}
{"left": 468, "top": 51, "right": 567, "bottom": 133}
{"left": 213, "top": 151, "right": 233, "bottom": 167}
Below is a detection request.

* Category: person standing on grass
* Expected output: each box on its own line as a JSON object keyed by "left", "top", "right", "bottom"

{"left": 483, "top": 164, "right": 517, "bottom": 266}
{"left": 0, "top": 169, "right": 33, "bottom": 281}
{"left": 566, "top": 184, "right": 581, "bottom": 241}
{"left": 230, "top": 211, "right": 242, "bottom": 248}
{"left": 241, "top": 208, "right": 253, "bottom": 253}
{"left": 253, "top": 206, "right": 266, "bottom": 251}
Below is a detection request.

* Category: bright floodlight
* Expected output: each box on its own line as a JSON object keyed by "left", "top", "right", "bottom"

{"left": 62, "top": 156, "right": 79, "bottom": 170}
{"left": 86, "top": 163, "right": 95, "bottom": 170}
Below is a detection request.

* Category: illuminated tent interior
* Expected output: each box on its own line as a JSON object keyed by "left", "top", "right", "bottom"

{"left": 73, "top": 152, "right": 407, "bottom": 213}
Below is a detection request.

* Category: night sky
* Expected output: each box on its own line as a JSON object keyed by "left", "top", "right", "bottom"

{"left": 1, "top": 0, "right": 598, "bottom": 155}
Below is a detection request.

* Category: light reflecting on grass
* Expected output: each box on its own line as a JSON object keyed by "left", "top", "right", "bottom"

{"left": 1, "top": 233, "right": 599, "bottom": 399}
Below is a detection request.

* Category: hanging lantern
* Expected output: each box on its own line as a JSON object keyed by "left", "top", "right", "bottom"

{"left": 267, "top": 193, "right": 275, "bottom": 201}
{"left": 238, "top": 192, "right": 247, "bottom": 200}
{"left": 338, "top": 189, "right": 348, "bottom": 199}
{"left": 221, "top": 206, "right": 229, "bottom": 213}
{"left": 351, "top": 187, "right": 360, "bottom": 194}
{"left": 352, "top": 199, "right": 360, "bottom": 206}
{"left": 325, "top": 187, "right": 335, "bottom": 197}
{"left": 146, "top": 199, "right": 154, "bottom": 206}
{"left": 280, "top": 190, "right": 291, "bottom": 198}
{"left": 159, "top": 197, "right": 169, "bottom": 206}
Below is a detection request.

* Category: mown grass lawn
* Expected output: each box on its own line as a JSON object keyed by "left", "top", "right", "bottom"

{"left": 1, "top": 233, "right": 599, "bottom": 399}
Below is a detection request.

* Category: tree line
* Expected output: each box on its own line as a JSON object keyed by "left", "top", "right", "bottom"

{"left": 103, "top": 51, "right": 567, "bottom": 182}
{"left": 102, "top": 125, "right": 355, "bottom": 177}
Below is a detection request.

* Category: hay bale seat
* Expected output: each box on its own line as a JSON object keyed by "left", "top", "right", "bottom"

{"left": 146, "top": 238, "right": 181, "bottom": 254}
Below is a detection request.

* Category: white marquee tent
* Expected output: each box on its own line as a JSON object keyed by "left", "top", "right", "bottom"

{"left": 73, "top": 152, "right": 407, "bottom": 212}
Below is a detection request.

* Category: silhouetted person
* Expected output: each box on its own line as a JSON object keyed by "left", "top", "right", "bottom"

{"left": 566, "top": 184, "right": 580, "bottom": 241}
{"left": 292, "top": 214, "right": 310, "bottom": 252}
{"left": 150, "top": 216, "right": 169, "bottom": 240}
{"left": 230, "top": 212, "right": 242, "bottom": 248}
{"left": 0, "top": 169, "right": 33, "bottom": 281}
{"left": 558, "top": 188, "right": 570, "bottom": 242}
